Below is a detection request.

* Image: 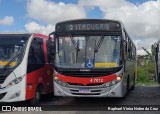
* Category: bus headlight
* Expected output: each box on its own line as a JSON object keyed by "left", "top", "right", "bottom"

{"left": 54, "top": 78, "right": 68, "bottom": 87}
{"left": 54, "top": 76, "right": 68, "bottom": 87}
{"left": 104, "top": 82, "right": 111, "bottom": 87}
{"left": 54, "top": 70, "right": 68, "bottom": 87}
{"left": 111, "top": 74, "right": 122, "bottom": 85}
{"left": 6, "top": 75, "right": 24, "bottom": 88}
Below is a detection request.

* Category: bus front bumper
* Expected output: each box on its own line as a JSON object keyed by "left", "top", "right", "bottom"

{"left": 0, "top": 82, "right": 25, "bottom": 102}
{"left": 54, "top": 81, "right": 125, "bottom": 97}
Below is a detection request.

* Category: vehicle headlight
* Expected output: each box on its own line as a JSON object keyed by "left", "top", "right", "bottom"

{"left": 104, "top": 82, "right": 111, "bottom": 87}
{"left": 54, "top": 70, "right": 68, "bottom": 87}
{"left": 6, "top": 75, "right": 25, "bottom": 88}
{"left": 111, "top": 73, "right": 122, "bottom": 85}
{"left": 104, "top": 74, "right": 122, "bottom": 87}
{"left": 54, "top": 77, "right": 68, "bottom": 87}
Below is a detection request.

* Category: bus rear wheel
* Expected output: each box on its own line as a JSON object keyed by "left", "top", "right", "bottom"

{"left": 131, "top": 76, "right": 135, "bottom": 90}
{"left": 29, "top": 88, "right": 41, "bottom": 106}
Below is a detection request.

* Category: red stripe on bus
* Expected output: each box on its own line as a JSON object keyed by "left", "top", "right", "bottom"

{"left": 33, "top": 34, "right": 48, "bottom": 39}
{"left": 57, "top": 74, "right": 117, "bottom": 86}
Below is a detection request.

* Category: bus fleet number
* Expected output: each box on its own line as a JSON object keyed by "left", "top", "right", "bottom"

{"left": 90, "top": 78, "right": 103, "bottom": 83}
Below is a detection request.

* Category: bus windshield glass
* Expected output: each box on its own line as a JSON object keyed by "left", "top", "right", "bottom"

{"left": 0, "top": 35, "right": 29, "bottom": 69}
{"left": 55, "top": 35, "right": 121, "bottom": 68}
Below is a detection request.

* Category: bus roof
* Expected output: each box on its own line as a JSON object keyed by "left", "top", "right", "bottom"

{"left": 0, "top": 33, "right": 48, "bottom": 39}
{"left": 56, "top": 19, "right": 123, "bottom": 25}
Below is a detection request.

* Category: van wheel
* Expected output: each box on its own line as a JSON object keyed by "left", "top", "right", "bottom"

{"left": 30, "top": 88, "right": 40, "bottom": 106}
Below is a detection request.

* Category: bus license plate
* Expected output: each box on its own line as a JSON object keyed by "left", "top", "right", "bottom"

{"left": 79, "top": 89, "right": 90, "bottom": 93}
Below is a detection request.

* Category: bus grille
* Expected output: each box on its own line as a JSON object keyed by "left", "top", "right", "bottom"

{"left": 68, "top": 83, "right": 103, "bottom": 86}
{"left": 0, "top": 74, "right": 7, "bottom": 84}
{"left": 71, "top": 93, "right": 101, "bottom": 95}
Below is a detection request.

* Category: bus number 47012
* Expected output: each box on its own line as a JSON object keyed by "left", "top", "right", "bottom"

{"left": 90, "top": 78, "right": 103, "bottom": 83}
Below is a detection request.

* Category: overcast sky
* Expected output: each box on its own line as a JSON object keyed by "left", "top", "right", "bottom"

{"left": 0, "top": 0, "right": 160, "bottom": 55}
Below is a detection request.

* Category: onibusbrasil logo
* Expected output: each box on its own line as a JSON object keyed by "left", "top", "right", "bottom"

{"left": 1, "top": 106, "right": 42, "bottom": 112}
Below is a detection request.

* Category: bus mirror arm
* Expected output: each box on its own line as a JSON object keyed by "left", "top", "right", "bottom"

{"left": 48, "top": 32, "right": 55, "bottom": 59}
{"left": 49, "top": 32, "right": 55, "bottom": 41}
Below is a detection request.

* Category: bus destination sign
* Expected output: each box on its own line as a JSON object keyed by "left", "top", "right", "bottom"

{"left": 65, "top": 23, "right": 110, "bottom": 31}
{"left": 65, "top": 23, "right": 120, "bottom": 31}
{"left": 55, "top": 21, "right": 121, "bottom": 33}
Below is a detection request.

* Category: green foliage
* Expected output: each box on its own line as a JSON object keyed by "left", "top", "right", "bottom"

{"left": 136, "top": 61, "right": 158, "bottom": 85}
{"left": 137, "top": 67, "right": 147, "bottom": 83}
{"left": 151, "top": 44, "right": 156, "bottom": 57}
{"left": 136, "top": 44, "right": 158, "bottom": 85}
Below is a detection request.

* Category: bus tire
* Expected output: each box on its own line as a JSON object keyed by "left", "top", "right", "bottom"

{"left": 131, "top": 76, "right": 135, "bottom": 90}
{"left": 29, "top": 87, "right": 41, "bottom": 106}
{"left": 126, "top": 76, "right": 130, "bottom": 92}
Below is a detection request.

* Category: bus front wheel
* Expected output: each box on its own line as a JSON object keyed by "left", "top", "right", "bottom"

{"left": 29, "top": 88, "right": 41, "bottom": 106}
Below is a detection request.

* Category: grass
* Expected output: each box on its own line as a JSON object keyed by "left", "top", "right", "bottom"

{"left": 136, "top": 62, "right": 159, "bottom": 86}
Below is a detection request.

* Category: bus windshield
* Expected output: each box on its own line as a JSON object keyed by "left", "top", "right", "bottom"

{"left": 0, "top": 35, "right": 29, "bottom": 69}
{"left": 55, "top": 35, "right": 121, "bottom": 68}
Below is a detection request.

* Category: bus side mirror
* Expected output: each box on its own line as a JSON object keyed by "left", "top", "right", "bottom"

{"left": 48, "top": 32, "right": 55, "bottom": 55}
{"left": 49, "top": 32, "right": 55, "bottom": 41}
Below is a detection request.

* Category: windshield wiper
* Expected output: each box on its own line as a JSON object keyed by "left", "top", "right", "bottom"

{"left": 69, "top": 34, "right": 80, "bottom": 62}
{"left": 69, "top": 33, "right": 80, "bottom": 51}
{"left": 93, "top": 35, "right": 105, "bottom": 61}
{"left": 0, "top": 47, "right": 23, "bottom": 74}
{"left": 94, "top": 35, "right": 105, "bottom": 53}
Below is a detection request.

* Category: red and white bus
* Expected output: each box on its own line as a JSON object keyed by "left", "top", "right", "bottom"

{"left": 0, "top": 33, "right": 54, "bottom": 105}
{"left": 49, "top": 19, "right": 137, "bottom": 97}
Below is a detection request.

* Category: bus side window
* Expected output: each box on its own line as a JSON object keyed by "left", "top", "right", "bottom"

{"left": 124, "top": 32, "right": 129, "bottom": 59}
{"left": 34, "top": 38, "right": 45, "bottom": 66}
{"left": 27, "top": 41, "right": 37, "bottom": 73}
{"left": 27, "top": 38, "right": 45, "bottom": 73}
{"left": 132, "top": 46, "right": 136, "bottom": 61}
{"left": 128, "top": 38, "right": 132, "bottom": 60}
{"left": 28, "top": 43, "right": 37, "bottom": 64}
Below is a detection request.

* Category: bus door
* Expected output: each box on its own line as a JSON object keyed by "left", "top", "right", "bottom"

{"left": 45, "top": 38, "right": 54, "bottom": 93}
{"left": 27, "top": 37, "right": 46, "bottom": 98}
